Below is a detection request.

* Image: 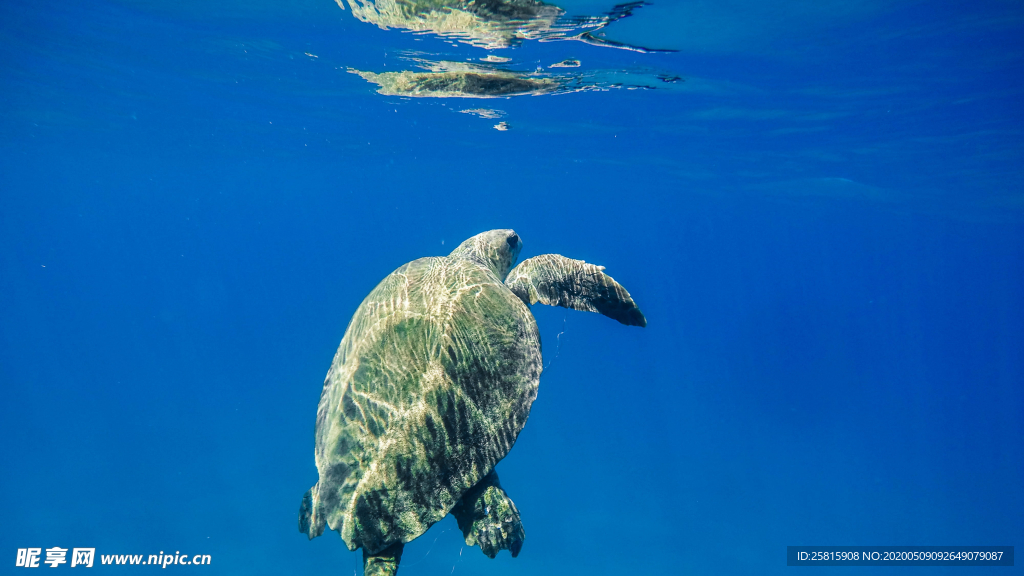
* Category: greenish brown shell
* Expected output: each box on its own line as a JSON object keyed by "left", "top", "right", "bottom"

{"left": 301, "top": 253, "right": 541, "bottom": 554}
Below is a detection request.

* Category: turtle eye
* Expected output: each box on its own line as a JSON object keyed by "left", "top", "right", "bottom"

{"left": 506, "top": 234, "right": 520, "bottom": 250}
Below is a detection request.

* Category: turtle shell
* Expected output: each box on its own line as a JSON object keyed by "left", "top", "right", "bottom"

{"left": 301, "top": 254, "right": 541, "bottom": 554}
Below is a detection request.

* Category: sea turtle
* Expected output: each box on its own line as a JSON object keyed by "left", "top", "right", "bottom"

{"left": 299, "top": 229, "right": 645, "bottom": 575}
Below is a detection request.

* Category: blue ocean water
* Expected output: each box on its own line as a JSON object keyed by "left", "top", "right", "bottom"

{"left": 1, "top": 0, "right": 1022, "bottom": 574}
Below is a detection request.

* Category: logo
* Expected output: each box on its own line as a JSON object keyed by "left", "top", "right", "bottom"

{"left": 15, "top": 548, "right": 93, "bottom": 568}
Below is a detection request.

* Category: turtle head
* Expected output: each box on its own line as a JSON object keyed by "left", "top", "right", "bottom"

{"left": 450, "top": 229, "right": 522, "bottom": 281}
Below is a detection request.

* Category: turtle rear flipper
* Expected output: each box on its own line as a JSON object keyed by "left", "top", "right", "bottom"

{"left": 298, "top": 485, "right": 326, "bottom": 539}
{"left": 451, "top": 470, "right": 525, "bottom": 558}
{"left": 505, "top": 254, "right": 646, "bottom": 327}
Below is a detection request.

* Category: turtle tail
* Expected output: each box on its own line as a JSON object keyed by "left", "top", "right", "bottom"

{"left": 299, "top": 483, "right": 326, "bottom": 539}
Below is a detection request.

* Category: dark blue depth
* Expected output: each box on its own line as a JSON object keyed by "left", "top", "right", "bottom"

{"left": 1, "top": 0, "right": 1022, "bottom": 574}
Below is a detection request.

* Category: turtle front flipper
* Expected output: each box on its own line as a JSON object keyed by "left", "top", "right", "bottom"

{"left": 451, "top": 470, "right": 525, "bottom": 558}
{"left": 505, "top": 254, "right": 646, "bottom": 327}
{"left": 363, "top": 542, "right": 404, "bottom": 576}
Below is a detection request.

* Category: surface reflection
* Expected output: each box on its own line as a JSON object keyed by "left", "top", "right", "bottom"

{"left": 335, "top": 0, "right": 665, "bottom": 51}
{"left": 349, "top": 58, "right": 682, "bottom": 98}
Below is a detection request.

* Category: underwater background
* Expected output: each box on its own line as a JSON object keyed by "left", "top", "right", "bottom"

{"left": 1, "top": 0, "right": 1022, "bottom": 574}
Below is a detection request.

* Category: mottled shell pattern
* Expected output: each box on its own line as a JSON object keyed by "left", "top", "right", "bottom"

{"left": 300, "top": 230, "right": 540, "bottom": 555}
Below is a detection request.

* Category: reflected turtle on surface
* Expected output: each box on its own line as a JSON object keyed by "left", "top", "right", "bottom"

{"left": 347, "top": 59, "right": 679, "bottom": 98}
{"left": 299, "top": 230, "right": 646, "bottom": 575}
{"left": 335, "top": 0, "right": 665, "bottom": 51}
{"left": 349, "top": 63, "right": 561, "bottom": 98}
